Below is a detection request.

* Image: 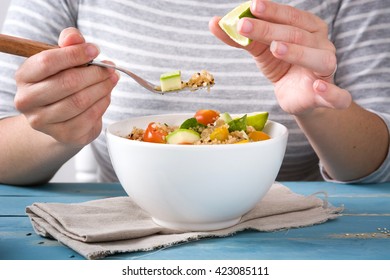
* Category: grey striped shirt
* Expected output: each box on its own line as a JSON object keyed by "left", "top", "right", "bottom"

{"left": 1, "top": 0, "right": 389, "bottom": 183}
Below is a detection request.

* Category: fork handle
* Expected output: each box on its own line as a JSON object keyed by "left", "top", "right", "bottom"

{"left": 0, "top": 34, "right": 58, "bottom": 58}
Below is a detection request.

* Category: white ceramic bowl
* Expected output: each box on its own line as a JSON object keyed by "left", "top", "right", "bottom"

{"left": 106, "top": 113, "right": 288, "bottom": 231}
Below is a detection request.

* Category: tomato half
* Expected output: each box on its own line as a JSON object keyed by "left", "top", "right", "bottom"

{"left": 194, "top": 109, "right": 220, "bottom": 126}
{"left": 142, "top": 122, "right": 168, "bottom": 143}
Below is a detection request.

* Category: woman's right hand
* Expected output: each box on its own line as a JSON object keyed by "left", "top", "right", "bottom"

{"left": 14, "top": 27, "right": 119, "bottom": 148}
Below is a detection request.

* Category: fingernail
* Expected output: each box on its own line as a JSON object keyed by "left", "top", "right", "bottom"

{"left": 85, "top": 44, "right": 100, "bottom": 59}
{"left": 239, "top": 18, "right": 253, "bottom": 34}
{"left": 314, "top": 80, "right": 328, "bottom": 92}
{"left": 252, "top": 0, "right": 266, "bottom": 14}
{"left": 270, "top": 41, "right": 288, "bottom": 56}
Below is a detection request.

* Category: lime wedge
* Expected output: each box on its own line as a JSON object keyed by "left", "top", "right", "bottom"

{"left": 218, "top": 1, "right": 254, "bottom": 46}
{"left": 246, "top": 112, "right": 269, "bottom": 131}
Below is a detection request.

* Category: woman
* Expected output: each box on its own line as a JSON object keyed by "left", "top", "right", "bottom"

{"left": 0, "top": 0, "right": 389, "bottom": 185}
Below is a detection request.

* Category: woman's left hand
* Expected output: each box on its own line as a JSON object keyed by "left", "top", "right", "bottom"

{"left": 210, "top": 0, "right": 351, "bottom": 115}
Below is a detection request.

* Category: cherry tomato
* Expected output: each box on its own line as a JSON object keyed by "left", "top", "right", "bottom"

{"left": 194, "top": 109, "right": 220, "bottom": 126}
{"left": 142, "top": 122, "right": 168, "bottom": 143}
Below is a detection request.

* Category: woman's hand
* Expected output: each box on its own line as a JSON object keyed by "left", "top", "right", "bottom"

{"left": 209, "top": 0, "right": 351, "bottom": 115}
{"left": 14, "top": 27, "right": 119, "bottom": 147}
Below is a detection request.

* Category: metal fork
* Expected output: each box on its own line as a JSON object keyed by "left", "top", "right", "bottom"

{"left": 0, "top": 34, "right": 210, "bottom": 94}
{"left": 87, "top": 60, "right": 162, "bottom": 93}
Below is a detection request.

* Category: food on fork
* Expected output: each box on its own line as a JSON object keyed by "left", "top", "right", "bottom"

{"left": 185, "top": 70, "right": 215, "bottom": 91}
{"left": 159, "top": 70, "right": 182, "bottom": 92}
{"left": 157, "top": 70, "right": 215, "bottom": 92}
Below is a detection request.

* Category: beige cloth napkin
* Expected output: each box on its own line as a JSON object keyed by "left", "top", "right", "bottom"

{"left": 26, "top": 182, "right": 342, "bottom": 259}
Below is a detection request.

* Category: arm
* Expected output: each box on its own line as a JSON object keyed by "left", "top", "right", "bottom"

{"left": 0, "top": 115, "right": 80, "bottom": 185}
{"left": 0, "top": 28, "right": 119, "bottom": 185}
{"left": 295, "top": 103, "right": 389, "bottom": 181}
{"left": 210, "top": 0, "right": 390, "bottom": 182}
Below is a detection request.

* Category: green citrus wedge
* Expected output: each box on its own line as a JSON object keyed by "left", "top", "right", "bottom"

{"left": 246, "top": 112, "right": 269, "bottom": 131}
{"left": 218, "top": 1, "right": 254, "bottom": 46}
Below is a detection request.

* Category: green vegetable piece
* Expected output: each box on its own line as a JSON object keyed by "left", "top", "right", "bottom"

{"left": 180, "top": 117, "right": 206, "bottom": 130}
{"left": 219, "top": 112, "right": 233, "bottom": 123}
{"left": 166, "top": 129, "right": 201, "bottom": 144}
{"left": 160, "top": 70, "right": 182, "bottom": 92}
{"left": 228, "top": 114, "right": 247, "bottom": 132}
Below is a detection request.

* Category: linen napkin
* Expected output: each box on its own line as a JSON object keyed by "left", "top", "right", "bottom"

{"left": 26, "top": 182, "right": 342, "bottom": 259}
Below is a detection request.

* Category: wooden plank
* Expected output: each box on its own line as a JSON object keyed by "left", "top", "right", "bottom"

{"left": 283, "top": 181, "right": 390, "bottom": 196}
{"left": 1, "top": 182, "right": 389, "bottom": 260}
{"left": 1, "top": 215, "right": 389, "bottom": 260}
{"left": 2, "top": 194, "right": 389, "bottom": 216}
{"left": 108, "top": 215, "right": 390, "bottom": 260}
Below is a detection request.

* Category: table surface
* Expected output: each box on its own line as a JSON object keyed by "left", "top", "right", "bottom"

{"left": 0, "top": 181, "right": 389, "bottom": 260}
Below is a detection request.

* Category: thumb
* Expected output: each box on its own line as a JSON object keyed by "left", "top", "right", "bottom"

{"left": 313, "top": 80, "right": 352, "bottom": 109}
{"left": 58, "top": 27, "right": 85, "bottom": 47}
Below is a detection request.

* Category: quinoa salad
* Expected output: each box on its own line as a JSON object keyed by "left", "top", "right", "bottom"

{"left": 185, "top": 70, "right": 215, "bottom": 91}
{"left": 125, "top": 110, "right": 271, "bottom": 145}
{"left": 155, "top": 70, "right": 215, "bottom": 92}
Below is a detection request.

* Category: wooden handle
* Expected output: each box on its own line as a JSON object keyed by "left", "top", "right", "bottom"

{"left": 0, "top": 34, "right": 58, "bottom": 58}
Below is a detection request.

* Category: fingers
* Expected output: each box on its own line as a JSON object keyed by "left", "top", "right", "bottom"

{"left": 16, "top": 43, "right": 100, "bottom": 83}
{"left": 18, "top": 71, "right": 118, "bottom": 146}
{"left": 15, "top": 63, "right": 117, "bottom": 109}
{"left": 210, "top": 0, "right": 334, "bottom": 69}
{"left": 250, "top": 0, "right": 327, "bottom": 33}
{"left": 38, "top": 93, "right": 111, "bottom": 146}
{"left": 209, "top": 15, "right": 270, "bottom": 60}
{"left": 13, "top": 27, "right": 119, "bottom": 146}
{"left": 238, "top": 16, "right": 320, "bottom": 49}
{"left": 25, "top": 71, "right": 119, "bottom": 124}
{"left": 238, "top": 0, "right": 329, "bottom": 49}
{"left": 270, "top": 41, "right": 337, "bottom": 78}
{"left": 16, "top": 27, "right": 95, "bottom": 83}
{"left": 58, "top": 27, "right": 86, "bottom": 47}
{"left": 313, "top": 80, "right": 352, "bottom": 110}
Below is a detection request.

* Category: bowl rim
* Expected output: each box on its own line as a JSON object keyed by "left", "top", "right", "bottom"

{"left": 106, "top": 113, "right": 288, "bottom": 150}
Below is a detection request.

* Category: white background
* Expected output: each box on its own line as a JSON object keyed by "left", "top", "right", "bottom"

{"left": 1, "top": 0, "right": 77, "bottom": 182}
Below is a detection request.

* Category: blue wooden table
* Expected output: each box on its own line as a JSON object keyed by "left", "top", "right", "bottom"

{"left": 1, "top": 181, "right": 389, "bottom": 260}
